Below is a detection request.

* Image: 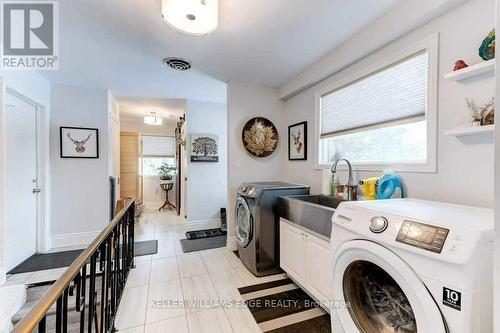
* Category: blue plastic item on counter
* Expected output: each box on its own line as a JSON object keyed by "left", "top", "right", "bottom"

{"left": 376, "top": 172, "right": 403, "bottom": 199}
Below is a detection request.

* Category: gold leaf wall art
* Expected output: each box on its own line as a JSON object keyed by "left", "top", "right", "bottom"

{"left": 242, "top": 117, "right": 279, "bottom": 157}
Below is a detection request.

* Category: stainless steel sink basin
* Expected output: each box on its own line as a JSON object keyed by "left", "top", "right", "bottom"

{"left": 291, "top": 195, "right": 343, "bottom": 209}
{"left": 277, "top": 195, "right": 343, "bottom": 238}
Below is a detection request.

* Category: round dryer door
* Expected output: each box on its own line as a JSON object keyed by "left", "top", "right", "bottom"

{"left": 236, "top": 197, "right": 253, "bottom": 248}
{"left": 332, "top": 240, "right": 446, "bottom": 333}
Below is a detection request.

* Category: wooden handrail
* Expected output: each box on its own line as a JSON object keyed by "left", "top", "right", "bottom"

{"left": 12, "top": 197, "right": 135, "bottom": 332}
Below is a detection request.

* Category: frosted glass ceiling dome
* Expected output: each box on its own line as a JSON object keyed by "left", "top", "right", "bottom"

{"left": 161, "top": 0, "right": 218, "bottom": 36}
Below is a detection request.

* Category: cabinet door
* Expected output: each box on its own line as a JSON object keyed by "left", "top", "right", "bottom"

{"left": 306, "top": 234, "right": 332, "bottom": 304}
{"left": 280, "top": 219, "right": 307, "bottom": 285}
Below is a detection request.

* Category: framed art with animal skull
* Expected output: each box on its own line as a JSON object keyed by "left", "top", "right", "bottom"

{"left": 60, "top": 127, "right": 99, "bottom": 158}
{"left": 288, "top": 121, "right": 307, "bottom": 161}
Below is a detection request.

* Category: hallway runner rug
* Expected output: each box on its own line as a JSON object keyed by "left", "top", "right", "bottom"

{"left": 185, "top": 228, "right": 226, "bottom": 240}
{"left": 8, "top": 240, "right": 158, "bottom": 274}
{"left": 179, "top": 235, "right": 226, "bottom": 253}
{"left": 238, "top": 277, "right": 331, "bottom": 333}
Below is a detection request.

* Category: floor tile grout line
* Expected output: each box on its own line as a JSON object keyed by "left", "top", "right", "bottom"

{"left": 141, "top": 232, "right": 153, "bottom": 332}
{"left": 206, "top": 265, "right": 238, "bottom": 333}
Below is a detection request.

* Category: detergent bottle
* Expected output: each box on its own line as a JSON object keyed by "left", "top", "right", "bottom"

{"left": 359, "top": 177, "right": 378, "bottom": 200}
{"left": 376, "top": 169, "right": 403, "bottom": 199}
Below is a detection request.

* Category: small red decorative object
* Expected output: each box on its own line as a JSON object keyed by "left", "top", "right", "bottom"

{"left": 453, "top": 60, "right": 469, "bottom": 71}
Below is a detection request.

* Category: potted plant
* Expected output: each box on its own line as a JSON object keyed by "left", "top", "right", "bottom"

{"left": 156, "top": 162, "right": 177, "bottom": 182}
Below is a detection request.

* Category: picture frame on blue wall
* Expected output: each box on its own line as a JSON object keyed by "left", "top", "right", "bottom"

{"left": 288, "top": 121, "right": 307, "bottom": 161}
{"left": 60, "top": 126, "right": 99, "bottom": 158}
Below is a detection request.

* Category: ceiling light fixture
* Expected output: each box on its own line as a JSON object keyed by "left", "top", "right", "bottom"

{"left": 144, "top": 113, "right": 163, "bottom": 126}
{"left": 161, "top": 0, "right": 218, "bottom": 36}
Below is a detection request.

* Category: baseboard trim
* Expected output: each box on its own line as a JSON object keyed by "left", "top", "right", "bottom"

{"left": 227, "top": 236, "right": 237, "bottom": 251}
{"left": 49, "top": 231, "right": 100, "bottom": 250}
{"left": 185, "top": 219, "right": 221, "bottom": 225}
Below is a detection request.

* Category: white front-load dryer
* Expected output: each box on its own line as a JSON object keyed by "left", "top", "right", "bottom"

{"left": 329, "top": 199, "right": 493, "bottom": 333}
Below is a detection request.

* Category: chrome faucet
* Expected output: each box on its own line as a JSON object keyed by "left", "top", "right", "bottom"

{"left": 331, "top": 158, "right": 357, "bottom": 200}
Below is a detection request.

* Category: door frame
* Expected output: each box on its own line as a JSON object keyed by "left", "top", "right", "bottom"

{"left": 0, "top": 80, "right": 49, "bottom": 281}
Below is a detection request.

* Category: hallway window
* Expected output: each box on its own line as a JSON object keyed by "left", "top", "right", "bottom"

{"left": 142, "top": 136, "right": 176, "bottom": 177}
{"left": 143, "top": 157, "right": 175, "bottom": 176}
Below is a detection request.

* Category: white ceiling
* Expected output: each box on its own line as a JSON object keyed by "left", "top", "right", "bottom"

{"left": 118, "top": 97, "right": 185, "bottom": 122}
{"left": 41, "top": 0, "right": 402, "bottom": 103}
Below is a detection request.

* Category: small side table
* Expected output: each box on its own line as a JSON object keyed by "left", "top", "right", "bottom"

{"left": 159, "top": 181, "right": 176, "bottom": 211}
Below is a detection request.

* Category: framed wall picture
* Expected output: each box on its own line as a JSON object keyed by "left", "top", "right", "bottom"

{"left": 60, "top": 127, "right": 99, "bottom": 158}
{"left": 190, "top": 134, "right": 219, "bottom": 162}
{"left": 288, "top": 121, "right": 307, "bottom": 160}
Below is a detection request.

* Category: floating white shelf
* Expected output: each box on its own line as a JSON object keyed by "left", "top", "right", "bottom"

{"left": 443, "top": 59, "right": 495, "bottom": 82}
{"left": 444, "top": 125, "right": 494, "bottom": 137}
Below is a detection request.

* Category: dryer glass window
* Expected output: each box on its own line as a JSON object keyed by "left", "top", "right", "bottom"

{"left": 236, "top": 199, "right": 252, "bottom": 247}
{"left": 343, "top": 260, "right": 417, "bottom": 333}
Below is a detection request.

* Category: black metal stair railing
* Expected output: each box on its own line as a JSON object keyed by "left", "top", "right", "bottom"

{"left": 12, "top": 198, "right": 136, "bottom": 333}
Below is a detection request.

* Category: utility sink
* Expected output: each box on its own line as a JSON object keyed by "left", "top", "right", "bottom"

{"left": 277, "top": 195, "right": 344, "bottom": 239}
{"left": 291, "top": 194, "right": 342, "bottom": 209}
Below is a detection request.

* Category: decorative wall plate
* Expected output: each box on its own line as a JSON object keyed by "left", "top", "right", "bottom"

{"left": 242, "top": 117, "right": 279, "bottom": 158}
{"left": 479, "top": 29, "right": 495, "bottom": 60}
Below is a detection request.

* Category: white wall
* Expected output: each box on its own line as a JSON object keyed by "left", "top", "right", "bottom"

{"left": 0, "top": 71, "right": 51, "bottom": 283}
{"left": 227, "top": 81, "right": 286, "bottom": 248}
{"left": 283, "top": 0, "right": 495, "bottom": 208}
{"left": 49, "top": 84, "right": 110, "bottom": 248}
{"left": 186, "top": 100, "right": 227, "bottom": 224}
{"left": 494, "top": 1, "right": 500, "bottom": 330}
{"left": 280, "top": 0, "right": 469, "bottom": 99}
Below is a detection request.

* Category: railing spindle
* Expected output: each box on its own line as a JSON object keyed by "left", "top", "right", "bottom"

{"left": 55, "top": 294, "right": 62, "bottom": 333}
{"left": 12, "top": 198, "right": 135, "bottom": 333}
{"left": 79, "top": 265, "right": 87, "bottom": 333}
{"left": 37, "top": 316, "right": 46, "bottom": 333}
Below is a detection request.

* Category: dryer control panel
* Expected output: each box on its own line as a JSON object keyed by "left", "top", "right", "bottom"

{"left": 396, "top": 220, "right": 449, "bottom": 253}
{"left": 239, "top": 185, "right": 257, "bottom": 197}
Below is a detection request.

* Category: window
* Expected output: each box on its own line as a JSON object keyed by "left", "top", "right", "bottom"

{"left": 143, "top": 157, "right": 175, "bottom": 176}
{"left": 317, "top": 38, "right": 437, "bottom": 172}
{"left": 141, "top": 136, "right": 176, "bottom": 177}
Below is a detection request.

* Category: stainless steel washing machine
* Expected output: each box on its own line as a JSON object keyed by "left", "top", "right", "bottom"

{"left": 236, "top": 182, "right": 310, "bottom": 276}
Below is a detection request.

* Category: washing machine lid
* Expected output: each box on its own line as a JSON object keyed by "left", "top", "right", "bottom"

{"left": 332, "top": 240, "right": 447, "bottom": 333}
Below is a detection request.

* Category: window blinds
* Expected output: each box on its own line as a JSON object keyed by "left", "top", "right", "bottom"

{"left": 142, "top": 136, "right": 175, "bottom": 156}
{"left": 320, "top": 51, "right": 428, "bottom": 139}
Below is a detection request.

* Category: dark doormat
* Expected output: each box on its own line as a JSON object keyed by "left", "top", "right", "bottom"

{"left": 179, "top": 235, "right": 226, "bottom": 253}
{"left": 8, "top": 240, "right": 158, "bottom": 275}
{"left": 238, "top": 278, "right": 331, "bottom": 332}
{"left": 185, "top": 228, "right": 226, "bottom": 240}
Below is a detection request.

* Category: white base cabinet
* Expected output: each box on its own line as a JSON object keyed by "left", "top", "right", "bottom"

{"left": 280, "top": 218, "right": 332, "bottom": 305}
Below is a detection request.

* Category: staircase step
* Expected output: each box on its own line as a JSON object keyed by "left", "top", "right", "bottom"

{"left": 12, "top": 276, "right": 104, "bottom": 329}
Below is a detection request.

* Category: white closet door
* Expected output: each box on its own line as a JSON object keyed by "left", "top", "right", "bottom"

{"left": 4, "top": 91, "right": 38, "bottom": 271}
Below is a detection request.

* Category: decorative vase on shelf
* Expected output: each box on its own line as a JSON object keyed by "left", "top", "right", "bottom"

{"left": 479, "top": 29, "right": 495, "bottom": 61}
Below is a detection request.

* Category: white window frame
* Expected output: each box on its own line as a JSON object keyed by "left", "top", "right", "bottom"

{"left": 141, "top": 135, "right": 176, "bottom": 178}
{"left": 314, "top": 34, "right": 438, "bottom": 173}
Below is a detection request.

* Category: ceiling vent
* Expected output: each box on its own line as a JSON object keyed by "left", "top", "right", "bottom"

{"left": 162, "top": 57, "right": 191, "bottom": 71}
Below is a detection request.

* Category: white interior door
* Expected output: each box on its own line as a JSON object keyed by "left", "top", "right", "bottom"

{"left": 4, "top": 91, "right": 38, "bottom": 272}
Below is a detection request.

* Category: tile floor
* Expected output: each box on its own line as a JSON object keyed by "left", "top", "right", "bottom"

{"left": 4, "top": 208, "right": 286, "bottom": 332}
{"left": 114, "top": 208, "right": 286, "bottom": 333}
